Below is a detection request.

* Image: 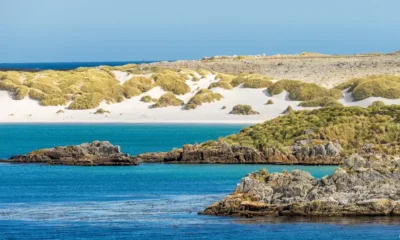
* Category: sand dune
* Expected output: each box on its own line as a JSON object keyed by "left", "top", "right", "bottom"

{"left": 1, "top": 72, "right": 400, "bottom": 123}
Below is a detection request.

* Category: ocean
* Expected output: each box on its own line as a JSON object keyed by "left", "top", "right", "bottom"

{"left": 0, "top": 61, "right": 161, "bottom": 71}
{"left": 0, "top": 124, "right": 398, "bottom": 239}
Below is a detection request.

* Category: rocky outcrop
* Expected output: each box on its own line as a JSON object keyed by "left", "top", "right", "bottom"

{"left": 134, "top": 140, "right": 343, "bottom": 165}
{"left": 0, "top": 141, "right": 138, "bottom": 166}
{"left": 200, "top": 155, "right": 400, "bottom": 217}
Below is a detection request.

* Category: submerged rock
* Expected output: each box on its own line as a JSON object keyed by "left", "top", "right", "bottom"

{"left": 134, "top": 140, "right": 342, "bottom": 165}
{"left": 1, "top": 141, "right": 138, "bottom": 166}
{"left": 200, "top": 155, "right": 400, "bottom": 217}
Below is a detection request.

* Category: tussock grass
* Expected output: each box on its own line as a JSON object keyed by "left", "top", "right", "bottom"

{"left": 214, "top": 73, "right": 236, "bottom": 82}
{"left": 123, "top": 86, "right": 142, "bottom": 98}
{"left": 197, "top": 69, "right": 210, "bottom": 78}
{"left": 14, "top": 86, "right": 30, "bottom": 100}
{"left": 150, "top": 92, "right": 184, "bottom": 108}
{"left": 268, "top": 79, "right": 343, "bottom": 101}
{"left": 68, "top": 93, "right": 103, "bottom": 110}
{"left": 222, "top": 105, "right": 400, "bottom": 154}
{"left": 184, "top": 89, "right": 223, "bottom": 110}
{"left": 336, "top": 75, "right": 400, "bottom": 101}
{"left": 28, "top": 89, "right": 46, "bottom": 101}
{"left": 299, "top": 97, "right": 343, "bottom": 108}
{"left": 140, "top": 95, "right": 157, "bottom": 103}
{"left": 266, "top": 99, "right": 274, "bottom": 105}
{"left": 152, "top": 71, "right": 191, "bottom": 95}
{"left": 41, "top": 95, "right": 67, "bottom": 106}
{"left": 208, "top": 81, "right": 233, "bottom": 90}
{"left": 229, "top": 105, "right": 259, "bottom": 115}
{"left": 231, "top": 73, "right": 273, "bottom": 88}
{"left": 94, "top": 108, "right": 110, "bottom": 114}
{"left": 123, "top": 76, "right": 154, "bottom": 92}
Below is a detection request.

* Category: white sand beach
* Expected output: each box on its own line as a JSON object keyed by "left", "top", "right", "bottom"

{"left": 1, "top": 72, "right": 400, "bottom": 124}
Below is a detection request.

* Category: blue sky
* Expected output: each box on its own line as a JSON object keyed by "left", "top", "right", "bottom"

{"left": 0, "top": 0, "right": 399, "bottom": 62}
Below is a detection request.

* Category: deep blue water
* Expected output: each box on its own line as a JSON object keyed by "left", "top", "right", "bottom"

{"left": 0, "top": 124, "right": 398, "bottom": 239}
{"left": 0, "top": 61, "right": 160, "bottom": 70}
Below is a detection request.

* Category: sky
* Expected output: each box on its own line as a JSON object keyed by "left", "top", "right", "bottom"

{"left": 0, "top": 0, "right": 399, "bottom": 62}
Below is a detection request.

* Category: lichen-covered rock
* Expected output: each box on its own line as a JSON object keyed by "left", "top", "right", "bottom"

{"left": 135, "top": 140, "right": 343, "bottom": 165}
{"left": 200, "top": 155, "right": 400, "bottom": 217}
{"left": 1, "top": 141, "right": 138, "bottom": 166}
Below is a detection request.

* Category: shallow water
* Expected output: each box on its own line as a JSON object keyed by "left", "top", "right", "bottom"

{"left": 0, "top": 124, "right": 398, "bottom": 239}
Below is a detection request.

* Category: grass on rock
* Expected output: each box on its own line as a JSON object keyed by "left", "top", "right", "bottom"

{"left": 217, "top": 105, "right": 400, "bottom": 155}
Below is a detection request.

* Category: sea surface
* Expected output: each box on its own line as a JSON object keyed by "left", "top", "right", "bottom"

{"left": 0, "top": 61, "right": 160, "bottom": 71}
{"left": 0, "top": 124, "right": 398, "bottom": 239}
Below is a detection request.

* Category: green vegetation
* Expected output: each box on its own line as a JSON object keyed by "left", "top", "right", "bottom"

{"left": 68, "top": 93, "right": 103, "bottom": 110}
{"left": 229, "top": 105, "right": 259, "bottom": 115}
{"left": 208, "top": 81, "right": 233, "bottom": 90}
{"left": 222, "top": 106, "right": 227, "bottom": 110}
{"left": 231, "top": 73, "right": 273, "bottom": 88}
{"left": 184, "top": 89, "right": 223, "bottom": 110}
{"left": 94, "top": 108, "right": 110, "bottom": 114}
{"left": 152, "top": 70, "right": 191, "bottom": 95}
{"left": 150, "top": 92, "right": 184, "bottom": 108}
{"left": 282, "top": 105, "right": 294, "bottom": 114}
{"left": 214, "top": 73, "right": 236, "bottom": 82}
{"left": 299, "top": 97, "right": 343, "bottom": 108}
{"left": 0, "top": 68, "right": 125, "bottom": 107}
{"left": 336, "top": 75, "right": 400, "bottom": 101}
{"left": 123, "top": 76, "right": 153, "bottom": 92}
{"left": 56, "top": 110, "right": 65, "bottom": 114}
{"left": 220, "top": 105, "right": 400, "bottom": 154}
{"left": 369, "top": 101, "right": 386, "bottom": 109}
{"left": 268, "top": 79, "right": 343, "bottom": 101}
{"left": 41, "top": 95, "right": 67, "bottom": 106}
{"left": 266, "top": 99, "right": 274, "bottom": 105}
{"left": 140, "top": 95, "right": 157, "bottom": 103}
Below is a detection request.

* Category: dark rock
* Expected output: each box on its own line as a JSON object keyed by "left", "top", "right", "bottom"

{"left": 134, "top": 140, "right": 343, "bottom": 165}
{"left": 1, "top": 141, "right": 138, "bottom": 166}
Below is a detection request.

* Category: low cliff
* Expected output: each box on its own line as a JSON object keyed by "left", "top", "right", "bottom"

{"left": 1, "top": 141, "right": 138, "bottom": 166}
{"left": 134, "top": 140, "right": 343, "bottom": 165}
{"left": 200, "top": 155, "right": 400, "bottom": 217}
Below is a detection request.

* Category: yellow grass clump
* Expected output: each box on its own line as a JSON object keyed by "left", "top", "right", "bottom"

{"left": 150, "top": 92, "right": 184, "bottom": 108}
{"left": 184, "top": 89, "right": 223, "bottom": 110}
{"left": 152, "top": 71, "right": 191, "bottom": 95}
{"left": 335, "top": 75, "right": 400, "bottom": 101}
{"left": 268, "top": 79, "right": 343, "bottom": 101}
{"left": 68, "top": 93, "right": 103, "bottom": 110}
{"left": 208, "top": 81, "right": 233, "bottom": 90}
{"left": 231, "top": 73, "right": 274, "bottom": 88}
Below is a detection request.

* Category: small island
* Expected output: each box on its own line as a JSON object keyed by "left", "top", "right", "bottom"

{"left": 200, "top": 155, "right": 400, "bottom": 217}
{"left": 0, "top": 141, "right": 138, "bottom": 166}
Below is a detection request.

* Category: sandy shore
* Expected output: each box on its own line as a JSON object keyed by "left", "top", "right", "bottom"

{"left": 2, "top": 70, "right": 400, "bottom": 124}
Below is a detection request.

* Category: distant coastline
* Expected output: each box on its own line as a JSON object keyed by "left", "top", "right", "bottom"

{"left": 0, "top": 61, "right": 163, "bottom": 71}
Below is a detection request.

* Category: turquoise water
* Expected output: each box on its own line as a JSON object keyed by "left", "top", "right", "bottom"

{"left": 0, "top": 124, "right": 398, "bottom": 239}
